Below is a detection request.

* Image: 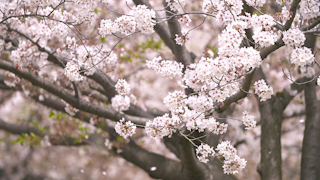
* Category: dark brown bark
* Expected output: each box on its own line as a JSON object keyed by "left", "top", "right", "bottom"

{"left": 258, "top": 96, "right": 284, "bottom": 180}
{"left": 0, "top": 118, "right": 89, "bottom": 146}
{"left": 163, "top": 1, "right": 192, "bottom": 66}
{"left": 0, "top": 59, "right": 148, "bottom": 125}
{"left": 301, "top": 80, "right": 320, "bottom": 180}
{"left": 300, "top": 34, "right": 320, "bottom": 180}
{"left": 108, "top": 127, "right": 183, "bottom": 180}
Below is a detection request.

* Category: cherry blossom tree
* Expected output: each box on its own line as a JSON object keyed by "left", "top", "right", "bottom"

{"left": 0, "top": 0, "right": 319, "bottom": 179}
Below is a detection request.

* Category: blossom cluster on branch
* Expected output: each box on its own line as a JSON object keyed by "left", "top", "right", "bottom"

{"left": 0, "top": 0, "right": 319, "bottom": 177}
{"left": 111, "top": 0, "right": 319, "bottom": 171}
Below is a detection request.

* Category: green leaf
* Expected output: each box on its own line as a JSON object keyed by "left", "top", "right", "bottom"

{"left": 73, "top": 139, "right": 82, "bottom": 144}
{"left": 32, "top": 121, "right": 39, "bottom": 127}
{"left": 78, "top": 121, "right": 83, "bottom": 126}
{"left": 49, "top": 111, "right": 55, "bottom": 118}
{"left": 56, "top": 112, "right": 65, "bottom": 119}
{"left": 119, "top": 55, "right": 132, "bottom": 62}
{"left": 135, "top": 55, "right": 142, "bottom": 59}
{"left": 14, "top": 136, "right": 25, "bottom": 145}
{"left": 117, "top": 136, "right": 124, "bottom": 143}
{"left": 30, "top": 132, "right": 36, "bottom": 138}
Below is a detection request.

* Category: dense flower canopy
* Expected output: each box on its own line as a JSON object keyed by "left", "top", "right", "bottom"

{"left": 0, "top": 0, "right": 319, "bottom": 179}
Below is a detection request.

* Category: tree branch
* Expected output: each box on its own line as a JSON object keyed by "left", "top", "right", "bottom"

{"left": 178, "top": 135, "right": 210, "bottom": 180}
{"left": 260, "top": 0, "right": 301, "bottom": 60}
{"left": 283, "top": 0, "right": 301, "bottom": 31}
{"left": 108, "top": 127, "right": 183, "bottom": 180}
{"left": 9, "top": 28, "right": 154, "bottom": 119}
{"left": 257, "top": 96, "right": 284, "bottom": 180}
{"left": 0, "top": 118, "right": 42, "bottom": 136}
{"left": 255, "top": 68, "right": 283, "bottom": 180}
{"left": 0, "top": 59, "right": 148, "bottom": 125}
{"left": 301, "top": 79, "right": 320, "bottom": 180}
{"left": 88, "top": 72, "right": 154, "bottom": 119}
{"left": 300, "top": 33, "right": 320, "bottom": 180}
{"left": 216, "top": 69, "right": 255, "bottom": 113}
{"left": 0, "top": 118, "right": 87, "bottom": 146}
{"left": 164, "top": 1, "right": 192, "bottom": 65}
{"left": 301, "top": 16, "right": 320, "bottom": 31}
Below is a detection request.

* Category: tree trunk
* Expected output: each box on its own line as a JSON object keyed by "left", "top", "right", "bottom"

{"left": 300, "top": 34, "right": 320, "bottom": 180}
{"left": 258, "top": 97, "right": 284, "bottom": 180}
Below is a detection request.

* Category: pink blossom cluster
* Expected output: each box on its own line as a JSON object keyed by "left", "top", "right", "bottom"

{"left": 245, "top": 0, "right": 266, "bottom": 7}
{"left": 144, "top": 107, "right": 229, "bottom": 137}
{"left": 181, "top": 109, "right": 206, "bottom": 131}
{"left": 180, "top": 109, "right": 228, "bottom": 133}
{"left": 178, "top": 15, "right": 192, "bottom": 26}
{"left": 275, "top": 0, "right": 293, "bottom": 5}
{"left": 146, "top": 56, "right": 184, "bottom": 78}
{"left": 217, "top": 0, "right": 243, "bottom": 25}
{"left": 187, "top": 95, "right": 213, "bottom": 113}
{"left": 115, "top": 16, "right": 137, "bottom": 36}
{"left": 104, "top": 139, "right": 113, "bottom": 149}
{"left": 251, "top": 14, "right": 275, "bottom": 29}
{"left": 99, "top": 5, "right": 156, "bottom": 36}
{"left": 202, "top": 0, "right": 243, "bottom": 24}
{"left": 163, "top": 90, "right": 187, "bottom": 114}
{"left": 111, "top": 95, "right": 130, "bottom": 112}
{"left": 61, "top": 45, "right": 118, "bottom": 78}
{"left": 218, "top": 24, "right": 244, "bottom": 56}
{"left": 254, "top": 79, "right": 273, "bottom": 101}
{"left": 4, "top": 72, "right": 21, "bottom": 87}
{"left": 196, "top": 143, "right": 215, "bottom": 163}
{"left": 64, "top": 61, "right": 84, "bottom": 82}
{"left": 251, "top": 14, "right": 278, "bottom": 47}
{"left": 183, "top": 57, "right": 230, "bottom": 91}
{"left": 280, "top": 7, "right": 291, "bottom": 22}
{"left": 223, "top": 155, "right": 247, "bottom": 174}
{"left": 0, "top": 39, "right": 4, "bottom": 52}
{"left": 145, "top": 114, "right": 181, "bottom": 139}
{"left": 242, "top": 111, "right": 256, "bottom": 130}
{"left": 166, "top": 0, "right": 186, "bottom": 13}
{"left": 98, "top": 19, "right": 118, "bottom": 37}
{"left": 64, "top": 36, "right": 77, "bottom": 49}
{"left": 133, "top": 5, "right": 156, "bottom": 34}
{"left": 115, "top": 79, "right": 131, "bottom": 96}
{"left": 283, "top": 28, "right": 306, "bottom": 47}
{"left": 20, "top": 0, "right": 61, "bottom": 7}
{"left": 216, "top": 141, "right": 247, "bottom": 174}
{"left": 175, "top": 31, "right": 189, "bottom": 45}
{"left": 290, "top": 47, "right": 315, "bottom": 67}
{"left": 7, "top": 6, "right": 76, "bottom": 41}
{"left": 300, "top": 0, "right": 320, "bottom": 20}
{"left": 206, "top": 117, "right": 228, "bottom": 135}
{"left": 112, "top": 79, "right": 133, "bottom": 112}
{"left": 237, "top": 47, "right": 262, "bottom": 71}
{"left": 10, "top": 41, "right": 47, "bottom": 64}
{"left": 202, "top": 0, "right": 219, "bottom": 15}
{"left": 115, "top": 118, "right": 137, "bottom": 139}
{"left": 208, "top": 83, "right": 240, "bottom": 103}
